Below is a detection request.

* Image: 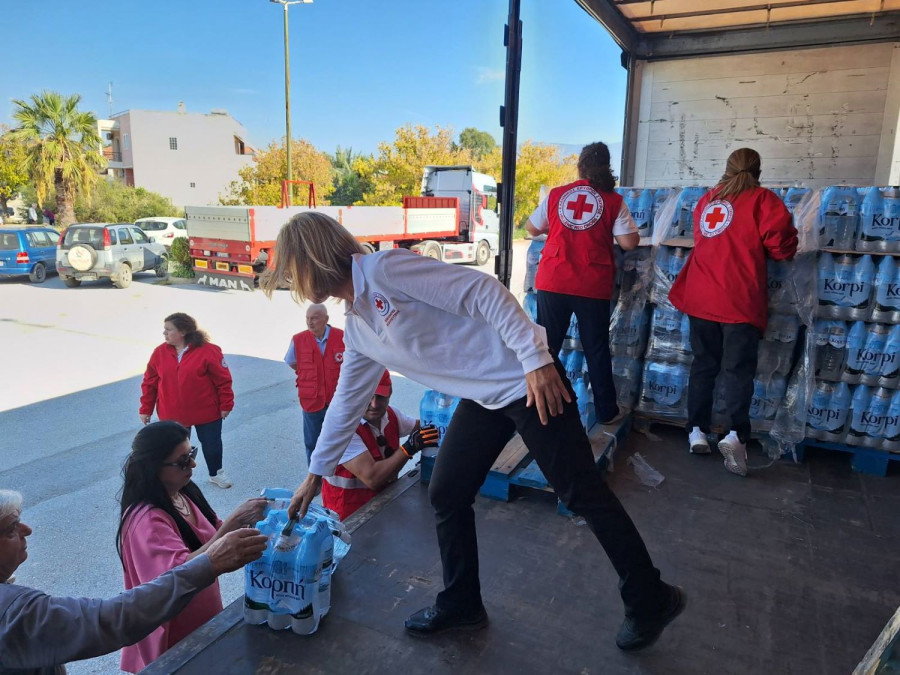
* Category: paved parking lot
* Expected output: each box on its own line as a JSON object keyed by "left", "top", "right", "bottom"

{"left": 0, "top": 243, "right": 528, "bottom": 673}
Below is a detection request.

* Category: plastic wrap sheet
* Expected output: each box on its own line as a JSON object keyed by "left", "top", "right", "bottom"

{"left": 610, "top": 246, "right": 654, "bottom": 410}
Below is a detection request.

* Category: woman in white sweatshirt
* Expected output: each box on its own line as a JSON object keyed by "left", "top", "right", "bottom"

{"left": 261, "top": 211, "right": 684, "bottom": 651}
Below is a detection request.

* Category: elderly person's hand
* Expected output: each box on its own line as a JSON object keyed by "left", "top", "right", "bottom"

{"left": 222, "top": 497, "right": 268, "bottom": 532}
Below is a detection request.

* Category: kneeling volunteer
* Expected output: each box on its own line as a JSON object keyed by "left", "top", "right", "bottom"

{"left": 322, "top": 371, "right": 438, "bottom": 520}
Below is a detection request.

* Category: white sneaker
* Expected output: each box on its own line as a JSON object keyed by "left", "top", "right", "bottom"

{"left": 209, "top": 471, "right": 232, "bottom": 489}
{"left": 717, "top": 432, "right": 748, "bottom": 477}
{"left": 688, "top": 427, "right": 710, "bottom": 454}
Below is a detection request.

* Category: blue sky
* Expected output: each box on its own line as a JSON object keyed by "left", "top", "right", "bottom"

{"left": 4, "top": 0, "right": 627, "bottom": 157}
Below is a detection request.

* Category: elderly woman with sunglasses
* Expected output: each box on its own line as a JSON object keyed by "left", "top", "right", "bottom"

{"left": 116, "top": 421, "right": 267, "bottom": 673}
{"left": 0, "top": 489, "right": 266, "bottom": 674}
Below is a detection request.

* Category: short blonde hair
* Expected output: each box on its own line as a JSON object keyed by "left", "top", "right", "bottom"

{"left": 261, "top": 211, "right": 364, "bottom": 303}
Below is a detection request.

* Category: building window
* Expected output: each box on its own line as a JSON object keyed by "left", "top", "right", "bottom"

{"left": 123, "top": 134, "right": 130, "bottom": 150}
{"left": 190, "top": 182, "right": 196, "bottom": 188}
{"left": 169, "top": 137, "right": 178, "bottom": 150}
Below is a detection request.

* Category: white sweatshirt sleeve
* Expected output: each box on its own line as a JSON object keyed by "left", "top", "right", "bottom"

{"left": 308, "top": 349, "right": 386, "bottom": 477}
{"left": 380, "top": 253, "right": 552, "bottom": 375}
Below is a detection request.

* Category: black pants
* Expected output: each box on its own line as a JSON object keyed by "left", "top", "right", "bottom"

{"left": 536, "top": 290, "right": 618, "bottom": 422}
{"left": 192, "top": 419, "right": 224, "bottom": 476}
{"left": 687, "top": 317, "right": 760, "bottom": 444}
{"left": 428, "top": 359, "right": 664, "bottom": 619}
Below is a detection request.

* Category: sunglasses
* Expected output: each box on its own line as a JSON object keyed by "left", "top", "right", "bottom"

{"left": 161, "top": 446, "right": 198, "bottom": 470}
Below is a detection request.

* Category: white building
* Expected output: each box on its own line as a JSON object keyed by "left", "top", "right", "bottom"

{"left": 98, "top": 104, "right": 254, "bottom": 207}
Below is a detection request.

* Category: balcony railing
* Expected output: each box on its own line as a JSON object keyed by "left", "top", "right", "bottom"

{"left": 103, "top": 149, "right": 122, "bottom": 162}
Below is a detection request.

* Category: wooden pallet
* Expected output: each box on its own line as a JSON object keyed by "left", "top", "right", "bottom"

{"left": 800, "top": 438, "right": 900, "bottom": 476}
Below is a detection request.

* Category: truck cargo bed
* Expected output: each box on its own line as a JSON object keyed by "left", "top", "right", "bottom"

{"left": 143, "top": 427, "right": 900, "bottom": 675}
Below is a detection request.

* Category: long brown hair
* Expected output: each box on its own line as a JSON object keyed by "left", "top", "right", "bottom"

{"left": 715, "top": 148, "right": 761, "bottom": 200}
{"left": 577, "top": 142, "right": 617, "bottom": 193}
{"left": 164, "top": 312, "right": 209, "bottom": 348}
{"left": 261, "top": 211, "right": 364, "bottom": 303}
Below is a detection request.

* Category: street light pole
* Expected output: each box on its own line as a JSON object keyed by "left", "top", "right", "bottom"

{"left": 270, "top": 0, "right": 313, "bottom": 205}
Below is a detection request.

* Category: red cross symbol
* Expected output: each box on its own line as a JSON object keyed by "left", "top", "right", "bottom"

{"left": 374, "top": 298, "right": 385, "bottom": 311}
{"left": 704, "top": 206, "right": 727, "bottom": 230}
{"left": 566, "top": 193, "right": 595, "bottom": 220}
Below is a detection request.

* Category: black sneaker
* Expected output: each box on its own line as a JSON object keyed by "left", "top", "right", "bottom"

{"left": 615, "top": 585, "right": 686, "bottom": 651}
{"left": 404, "top": 605, "right": 489, "bottom": 638}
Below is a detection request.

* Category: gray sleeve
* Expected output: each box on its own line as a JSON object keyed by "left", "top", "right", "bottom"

{"left": 0, "top": 555, "right": 216, "bottom": 670}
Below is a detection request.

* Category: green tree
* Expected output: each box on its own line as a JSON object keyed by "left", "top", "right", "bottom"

{"left": 329, "top": 146, "right": 372, "bottom": 205}
{"left": 10, "top": 91, "right": 104, "bottom": 227}
{"left": 0, "top": 126, "right": 29, "bottom": 218}
{"left": 357, "top": 125, "right": 474, "bottom": 206}
{"left": 455, "top": 127, "right": 497, "bottom": 160}
{"left": 74, "top": 179, "right": 179, "bottom": 223}
{"left": 221, "top": 139, "right": 334, "bottom": 206}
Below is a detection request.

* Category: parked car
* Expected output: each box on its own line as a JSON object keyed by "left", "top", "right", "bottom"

{"left": 56, "top": 223, "right": 168, "bottom": 289}
{"left": 134, "top": 216, "right": 187, "bottom": 248}
{"left": 0, "top": 226, "right": 60, "bottom": 283}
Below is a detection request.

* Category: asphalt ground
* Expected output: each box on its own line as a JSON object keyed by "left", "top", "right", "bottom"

{"left": 0, "top": 241, "right": 528, "bottom": 674}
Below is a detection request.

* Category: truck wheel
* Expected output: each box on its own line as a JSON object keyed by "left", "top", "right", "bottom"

{"left": 475, "top": 241, "right": 491, "bottom": 266}
{"left": 29, "top": 262, "right": 47, "bottom": 283}
{"left": 113, "top": 263, "right": 132, "bottom": 289}
{"left": 63, "top": 276, "right": 81, "bottom": 288}
{"left": 421, "top": 241, "right": 442, "bottom": 261}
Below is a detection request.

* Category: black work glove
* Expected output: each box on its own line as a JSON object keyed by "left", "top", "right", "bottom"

{"left": 401, "top": 425, "right": 440, "bottom": 458}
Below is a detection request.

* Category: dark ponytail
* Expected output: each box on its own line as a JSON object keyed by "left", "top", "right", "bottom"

{"left": 715, "top": 147, "right": 761, "bottom": 200}
{"left": 577, "top": 142, "right": 617, "bottom": 193}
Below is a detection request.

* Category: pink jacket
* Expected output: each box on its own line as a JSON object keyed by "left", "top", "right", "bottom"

{"left": 119, "top": 499, "right": 223, "bottom": 673}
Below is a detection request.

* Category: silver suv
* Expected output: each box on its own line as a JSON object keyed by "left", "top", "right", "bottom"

{"left": 56, "top": 223, "right": 168, "bottom": 288}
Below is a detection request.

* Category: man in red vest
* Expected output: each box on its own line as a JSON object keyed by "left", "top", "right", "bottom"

{"left": 285, "top": 304, "right": 345, "bottom": 465}
{"left": 321, "top": 371, "right": 438, "bottom": 520}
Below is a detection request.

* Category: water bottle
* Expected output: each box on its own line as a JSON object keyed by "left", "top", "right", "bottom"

{"left": 632, "top": 188, "right": 654, "bottom": 239}
{"left": 860, "top": 323, "right": 890, "bottom": 385}
{"left": 668, "top": 247, "right": 688, "bottom": 284}
{"left": 881, "top": 389, "right": 900, "bottom": 452}
{"left": 565, "top": 349, "right": 586, "bottom": 384}
{"left": 860, "top": 386, "right": 892, "bottom": 448}
{"left": 676, "top": 187, "right": 707, "bottom": 238}
{"left": 419, "top": 390, "right": 436, "bottom": 433}
{"left": 858, "top": 187, "right": 888, "bottom": 251}
{"left": 612, "top": 304, "right": 650, "bottom": 358}
{"left": 612, "top": 356, "right": 641, "bottom": 409}
{"left": 574, "top": 377, "right": 594, "bottom": 430}
{"left": 882, "top": 186, "right": 900, "bottom": 252}
{"left": 848, "top": 254, "right": 874, "bottom": 320}
{"left": 819, "top": 185, "right": 859, "bottom": 250}
{"left": 244, "top": 513, "right": 279, "bottom": 625}
{"left": 522, "top": 291, "right": 538, "bottom": 322}
{"left": 815, "top": 320, "right": 847, "bottom": 381}
{"left": 846, "top": 385, "right": 873, "bottom": 446}
{"left": 433, "top": 393, "right": 460, "bottom": 446}
{"left": 767, "top": 259, "right": 796, "bottom": 314}
{"left": 871, "top": 256, "right": 899, "bottom": 322}
{"left": 668, "top": 363, "right": 689, "bottom": 417}
{"left": 319, "top": 523, "right": 334, "bottom": 615}
{"left": 879, "top": 324, "right": 900, "bottom": 387}
{"left": 806, "top": 380, "right": 834, "bottom": 439}
{"left": 832, "top": 254, "right": 858, "bottom": 320}
{"left": 639, "top": 361, "right": 665, "bottom": 415}
{"left": 563, "top": 314, "right": 581, "bottom": 351}
{"left": 817, "top": 253, "right": 839, "bottom": 319}
{"left": 524, "top": 237, "right": 546, "bottom": 292}
{"left": 291, "top": 518, "right": 329, "bottom": 635}
{"left": 842, "top": 321, "right": 868, "bottom": 384}
{"left": 649, "top": 305, "right": 681, "bottom": 363}
{"left": 678, "top": 313, "right": 692, "bottom": 360}
{"left": 822, "top": 381, "right": 852, "bottom": 442}
{"left": 767, "top": 374, "right": 787, "bottom": 421}
{"left": 750, "top": 378, "right": 769, "bottom": 421}
{"left": 267, "top": 522, "right": 302, "bottom": 630}
{"left": 783, "top": 186, "right": 810, "bottom": 216}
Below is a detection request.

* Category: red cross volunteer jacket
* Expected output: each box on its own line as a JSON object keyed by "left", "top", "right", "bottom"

{"left": 293, "top": 328, "right": 344, "bottom": 413}
{"left": 534, "top": 179, "right": 622, "bottom": 300}
{"left": 668, "top": 186, "right": 798, "bottom": 332}
{"left": 321, "top": 408, "right": 400, "bottom": 520}
{"left": 139, "top": 342, "right": 234, "bottom": 427}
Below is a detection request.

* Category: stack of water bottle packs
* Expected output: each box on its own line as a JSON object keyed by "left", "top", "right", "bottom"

{"left": 243, "top": 489, "right": 351, "bottom": 635}
{"left": 807, "top": 185, "right": 900, "bottom": 450}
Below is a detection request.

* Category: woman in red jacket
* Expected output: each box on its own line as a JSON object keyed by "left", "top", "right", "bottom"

{"left": 669, "top": 148, "right": 798, "bottom": 477}
{"left": 139, "top": 313, "right": 235, "bottom": 488}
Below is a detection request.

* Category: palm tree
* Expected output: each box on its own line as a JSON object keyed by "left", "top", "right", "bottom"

{"left": 10, "top": 91, "right": 104, "bottom": 227}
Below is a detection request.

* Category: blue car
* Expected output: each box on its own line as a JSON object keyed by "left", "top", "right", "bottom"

{"left": 0, "top": 226, "right": 60, "bottom": 283}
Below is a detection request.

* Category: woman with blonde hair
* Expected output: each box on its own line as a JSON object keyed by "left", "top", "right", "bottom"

{"left": 139, "top": 312, "right": 234, "bottom": 488}
{"left": 260, "top": 211, "right": 683, "bottom": 651}
{"left": 669, "top": 147, "right": 798, "bottom": 475}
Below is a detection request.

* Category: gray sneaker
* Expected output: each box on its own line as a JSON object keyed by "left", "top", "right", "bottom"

{"left": 209, "top": 471, "right": 232, "bottom": 489}
{"left": 717, "top": 433, "right": 747, "bottom": 476}
{"left": 688, "top": 427, "right": 710, "bottom": 454}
